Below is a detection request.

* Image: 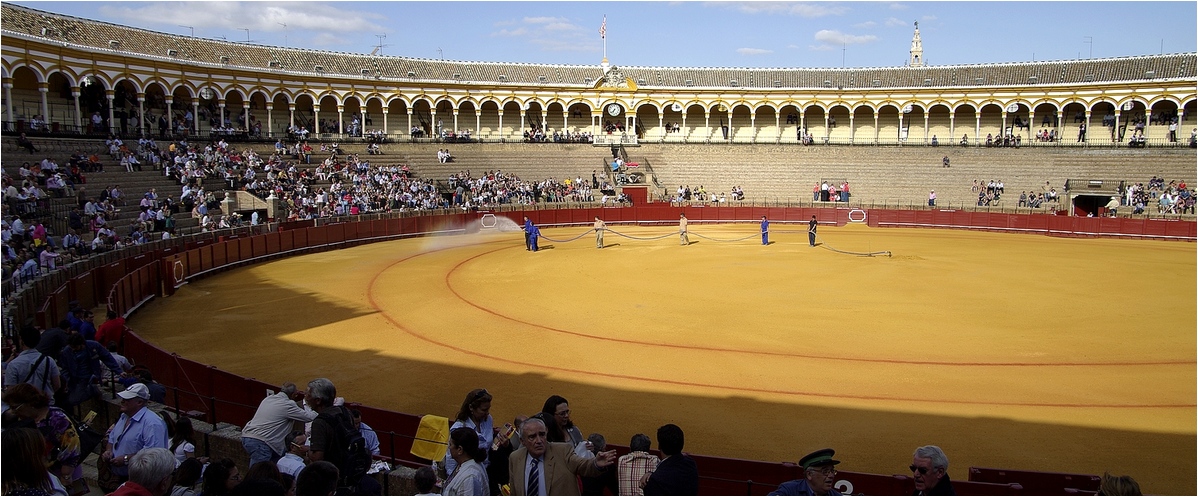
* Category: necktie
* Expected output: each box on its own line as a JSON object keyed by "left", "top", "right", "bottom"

{"left": 527, "top": 457, "right": 540, "bottom": 496}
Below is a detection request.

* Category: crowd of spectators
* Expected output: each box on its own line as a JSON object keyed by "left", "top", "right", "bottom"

{"left": 970, "top": 179, "right": 1005, "bottom": 207}
{"left": 670, "top": 185, "right": 745, "bottom": 205}
{"left": 1, "top": 351, "right": 1150, "bottom": 497}
{"left": 1124, "top": 177, "right": 1194, "bottom": 215}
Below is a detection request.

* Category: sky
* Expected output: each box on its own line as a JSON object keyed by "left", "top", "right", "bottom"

{"left": 9, "top": 1, "right": 1197, "bottom": 69}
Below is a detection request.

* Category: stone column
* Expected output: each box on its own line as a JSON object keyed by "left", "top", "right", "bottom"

{"left": 873, "top": 114, "right": 879, "bottom": 144}
{"left": 38, "top": 83, "right": 49, "bottom": 129}
{"left": 265, "top": 103, "right": 273, "bottom": 137}
{"left": 1113, "top": 111, "right": 1121, "bottom": 142}
{"left": 382, "top": 109, "right": 389, "bottom": 136}
{"left": 452, "top": 110, "right": 459, "bottom": 134}
{"left": 137, "top": 94, "right": 146, "bottom": 136}
{"left": 2, "top": 81, "right": 13, "bottom": 130}
{"left": 681, "top": 113, "right": 687, "bottom": 144}
{"left": 1027, "top": 111, "right": 1036, "bottom": 140}
{"left": 659, "top": 114, "right": 665, "bottom": 142}
{"left": 192, "top": 101, "right": 200, "bottom": 134}
{"left": 949, "top": 115, "right": 955, "bottom": 142}
{"left": 774, "top": 113, "right": 780, "bottom": 144}
{"left": 476, "top": 110, "right": 482, "bottom": 139}
{"left": 407, "top": 110, "right": 413, "bottom": 138}
{"left": 72, "top": 88, "right": 82, "bottom": 131}
{"left": 1001, "top": 111, "right": 1008, "bottom": 138}
{"left": 704, "top": 112, "right": 710, "bottom": 143}
{"left": 923, "top": 113, "right": 929, "bottom": 144}
{"left": 243, "top": 103, "right": 250, "bottom": 132}
{"left": 848, "top": 114, "right": 854, "bottom": 144}
{"left": 897, "top": 114, "right": 904, "bottom": 143}
{"left": 106, "top": 91, "right": 116, "bottom": 133}
{"left": 218, "top": 100, "right": 226, "bottom": 129}
{"left": 288, "top": 104, "right": 295, "bottom": 129}
{"left": 337, "top": 106, "right": 344, "bottom": 135}
{"left": 974, "top": 112, "right": 981, "bottom": 144}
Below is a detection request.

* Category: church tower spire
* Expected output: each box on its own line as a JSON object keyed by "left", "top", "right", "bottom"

{"left": 909, "top": 21, "right": 924, "bottom": 67}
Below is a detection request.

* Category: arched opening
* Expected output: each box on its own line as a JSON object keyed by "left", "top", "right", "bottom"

{"left": 803, "top": 105, "right": 827, "bottom": 143}
{"left": 1032, "top": 102, "right": 1059, "bottom": 143}
{"left": 635, "top": 103, "right": 660, "bottom": 141}
{"left": 827, "top": 104, "right": 850, "bottom": 143}
{"left": 952, "top": 104, "right": 977, "bottom": 145}
{"left": 778, "top": 104, "right": 801, "bottom": 143}
{"left": 343, "top": 96, "right": 363, "bottom": 137}
{"left": 926, "top": 104, "right": 951, "bottom": 145}
{"left": 1149, "top": 100, "right": 1181, "bottom": 144}
{"left": 754, "top": 105, "right": 777, "bottom": 143}
{"left": 852, "top": 105, "right": 875, "bottom": 144}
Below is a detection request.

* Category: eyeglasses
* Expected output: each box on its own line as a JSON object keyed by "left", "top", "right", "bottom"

{"left": 909, "top": 465, "right": 932, "bottom": 475}
{"left": 555, "top": 409, "right": 571, "bottom": 416}
{"left": 810, "top": 467, "right": 837, "bottom": 476}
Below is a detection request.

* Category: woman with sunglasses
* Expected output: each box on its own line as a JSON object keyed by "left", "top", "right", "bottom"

{"left": 444, "top": 389, "right": 506, "bottom": 478}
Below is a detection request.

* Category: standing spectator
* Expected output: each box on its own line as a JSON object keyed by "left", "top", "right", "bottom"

{"left": 306, "top": 378, "right": 379, "bottom": 495}
{"left": 2, "top": 325, "right": 62, "bottom": 399}
{"left": 444, "top": 427, "right": 489, "bottom": 496}
{"left": 618, "top": 433, "right": 659, "bottom": 496}
{"left": 910, "top": 445, "right": 954, "bottom": 496}
{"left": 240, "top": 382, "right": 317, "bottom": 468}
{"left": 928, "top": 190, "right": 937, "bottom": 207}
{"left": 445, "top": 389, "right": 497, "bottom": 476}
{"left": 506, "top": 417, "right": 615, "bottom": 496}
{"left": 101, "top": 384, "right": 169, "bottom": 488}
{"left": 541, "top": 395, "right": 584, "bottom": 446}
{"left": 58, "top": 332, "right": 125, "bottom": 409}
{"left": 642, "top": 424, "right": 698, "bottom": 496}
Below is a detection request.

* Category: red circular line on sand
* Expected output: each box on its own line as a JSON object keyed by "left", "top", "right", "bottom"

{"left": 442, "top": 245, "right": 1192, "bottom": 368}
{"left": 364, "top": 239, "right": 1195, "bottom": 408}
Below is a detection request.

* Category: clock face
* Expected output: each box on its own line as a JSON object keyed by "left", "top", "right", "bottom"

{"left": 606, "top": 103, "right": 621, "bottom": 116}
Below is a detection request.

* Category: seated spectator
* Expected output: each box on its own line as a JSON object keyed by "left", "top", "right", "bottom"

{"left": 16, "top": 133, "right": 39, "bottom": 154}
{"left": 414, "top": 466, "right": 439, "bottom": 496}
{"left": 910, "top": 445, "right": 954, "bottom": 496}
{"left": 769, "top": 449, "right": 842, "bottom": 496}
{"left": 297, "top": 461, "right": 339, "bottom": 496}
{"left": 172, "top": 457, "right": 204, "bottom": 495}
{"left": 1098, "top": 472, "right": 1142, "bottom": 496}
{"left": 110, "top": 447, "right": 176, "bottom": 496}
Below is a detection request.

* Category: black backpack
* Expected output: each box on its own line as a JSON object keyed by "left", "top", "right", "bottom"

{"left": 316, "top": 406, "right": 371, "bottom": 493}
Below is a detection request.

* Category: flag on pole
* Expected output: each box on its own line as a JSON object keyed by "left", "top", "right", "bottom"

{"left": 599, "top": 15, "right": 606, "bottom": 39}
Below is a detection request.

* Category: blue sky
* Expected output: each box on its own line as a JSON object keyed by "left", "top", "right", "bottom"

{"left": 11, "top": 1, "right": 1197, "bottom": 68}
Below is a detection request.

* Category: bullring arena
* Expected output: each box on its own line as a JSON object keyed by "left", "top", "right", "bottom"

{"left": 2, "top": 4, "right": 1196, "bottom": 495}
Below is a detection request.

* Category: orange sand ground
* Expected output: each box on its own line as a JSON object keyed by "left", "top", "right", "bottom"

{"left": 130, "top": 224, "right": 1197, "bottom": 494}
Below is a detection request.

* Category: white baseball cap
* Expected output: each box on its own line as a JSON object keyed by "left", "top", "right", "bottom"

{"left": 117, "top": 383, "right": 150, "bottom": 400}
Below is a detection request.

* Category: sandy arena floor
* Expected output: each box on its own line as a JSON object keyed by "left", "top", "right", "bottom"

{"left": 131, "top": 224, "right": 1196, "bottom": 494}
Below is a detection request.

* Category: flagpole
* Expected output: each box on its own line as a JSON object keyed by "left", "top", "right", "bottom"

{"left": 601, "top": 15, "right": 608, "bottom": 65}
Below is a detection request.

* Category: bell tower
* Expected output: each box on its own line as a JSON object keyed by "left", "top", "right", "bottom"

{"left": 909, "top": 21, "right": 924, "bottom": 67}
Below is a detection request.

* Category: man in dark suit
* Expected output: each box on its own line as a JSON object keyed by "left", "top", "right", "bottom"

{"left": 509, "top": 417, "right": 616, "bottom": 496}
{"left": 643, "top": 424, "right": 698, "bottom": 495}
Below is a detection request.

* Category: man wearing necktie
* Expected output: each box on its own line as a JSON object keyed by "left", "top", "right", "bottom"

{"left": 509, "top": 417, "right": 616, "bottom": 495}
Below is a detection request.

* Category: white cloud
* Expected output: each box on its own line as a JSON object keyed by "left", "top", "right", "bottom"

{"left": 885, "top": 17, "right": 907, "bottom": 27}
{"left": 737, "top": 48, "right": 774, "bottom": 55}
{"left": 524, "top": 16, "right": 570, "bottom": 24}
{"left": 787, "top": 44, "right": 802, "bottom": 49}
{"left": 491, "top": 28, "right": 528, "bottom": 37}
{"left": 855, "top": 21, "right": 877, "bottom": 28}
{"left": 711, "top": 2, "right": 849, "bottom": 18}
{"left": 921, "top": 15, "right": 938, "bottom": 21}
{"left": 544, "top": 22, "right": 581, "bottom": 32}
{"left": 813, "top": 30, "right": 878, "bottom": 45}
{"left": 889, "top": 3, "right": 909, "bottom": 10}
{"left": 98, "top": 2, "right": 385, "bottom": 46}
{"left": 808, "top": 44, "right": 836, "bottom": 51}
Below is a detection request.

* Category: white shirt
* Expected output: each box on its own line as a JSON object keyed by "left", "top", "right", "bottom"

{"left": 276, "top": 452, "right": 306, "bottom": 479}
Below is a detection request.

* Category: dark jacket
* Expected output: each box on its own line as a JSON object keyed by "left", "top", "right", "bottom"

{"left": 643, "top": 454, "right": 699, "bottom": 496}
{"left": 769, "top": 478, "right": 844, "bottom": 496}
{"left": 915, "top": 473, "right": 955, "bottom": 496}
